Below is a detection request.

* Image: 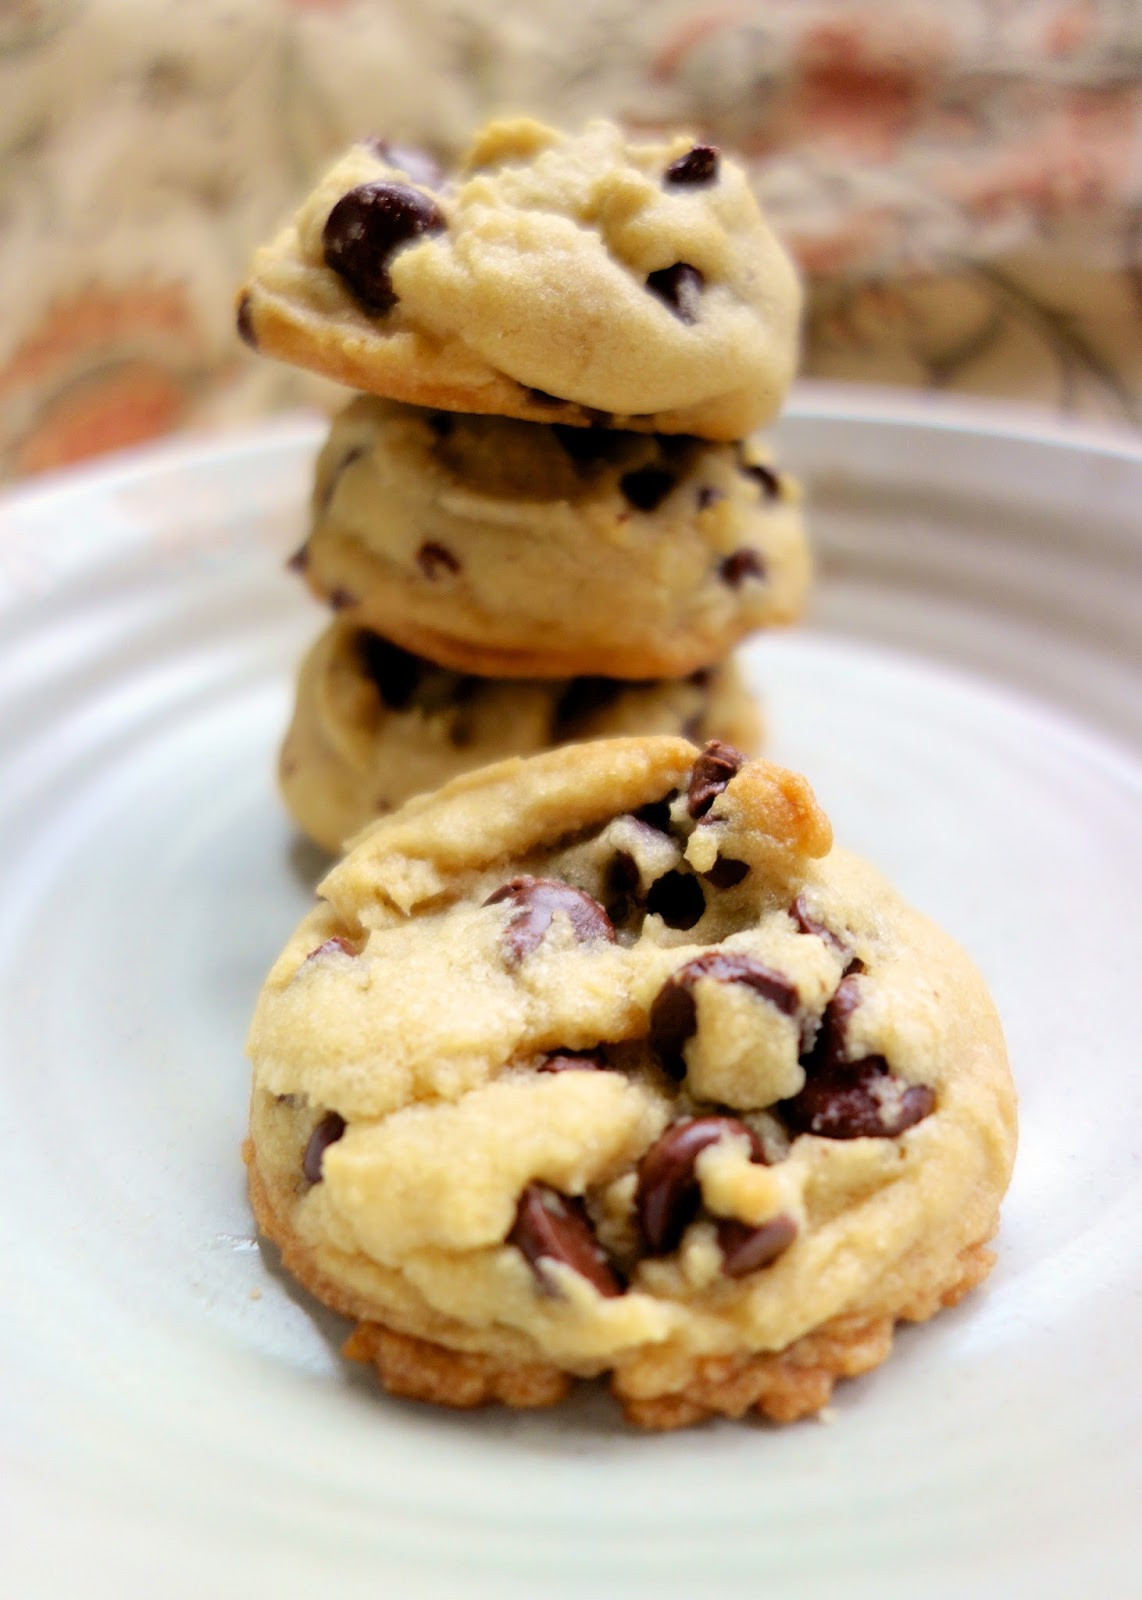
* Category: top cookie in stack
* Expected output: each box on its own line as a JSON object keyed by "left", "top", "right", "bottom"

{"left": 238, "top": 118, "right": 809, "bottom": 852}
{"left": 239, "top": 118, "right": 802, "bottom": 440}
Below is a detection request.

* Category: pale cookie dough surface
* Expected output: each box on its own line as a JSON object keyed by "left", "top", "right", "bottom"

{"left": 247, "top": 737, "right": 1016, "bottom": 1427}
{"left": 238, "top": 119, "right": 802, "bottom": 440}
{"left": 297, "top": 397, "right": 810, "bottom": 679}
{"left": 279, "top": 616, "right": 761, "bottom": 854}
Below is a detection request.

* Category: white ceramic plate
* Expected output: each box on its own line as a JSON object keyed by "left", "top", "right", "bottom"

{"left": 1, "top": 386, "right": 1139, "bottom": 1599}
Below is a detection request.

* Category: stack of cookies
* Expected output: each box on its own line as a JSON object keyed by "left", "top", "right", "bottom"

{"left": 237, "top": 117, "right": 1018, "bottom": 1432}
{"left": 238, "top": 118, "right": 810, "bottom": 852}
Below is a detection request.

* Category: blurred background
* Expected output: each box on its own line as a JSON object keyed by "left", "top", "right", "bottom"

{"left": 0, "top": 0, "right": 1138, "bottom": 483}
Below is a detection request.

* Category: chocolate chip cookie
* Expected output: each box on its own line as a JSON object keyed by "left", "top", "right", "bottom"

{"left": 237, "top": 118, "right": 802, "bottom": 440}
{"left": 295, "top": 396, "right": 809, "bottom": 679}
{"left": 246, "top": 737, "right": 1016, "bottom": 1428}
{"left": 279, "top": 617, "right": 762, "bottom": 852}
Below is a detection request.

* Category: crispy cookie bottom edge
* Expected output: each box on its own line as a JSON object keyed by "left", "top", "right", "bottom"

{"left": 245, "top": 1142, "right": 997, "bottom": 1430}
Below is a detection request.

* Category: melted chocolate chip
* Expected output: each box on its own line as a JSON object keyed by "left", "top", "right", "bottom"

{"left": 634, "top": 796, "right": 676, "bottom": 833}
{"left": 285, "top": 543, "right": 309, "bottom": 574}
{"left": 605, "top": 848, "right": 641, "bottom": 923}
{"left": 537, "top": 1051, "right": 607, "bottom": 1074}
{"left": 649, "top": 951, "right": 800, "bottom": 1079}
{"left": 509, "top": 1182, "right": 623, "bottom": 1297}
{"left": 807, "top": 971, "right": 864, "bottom": 1070}
{"left": 702, "top": 856, "right": 749, "bottom": 889}
{"left": 619, "top": 465, "right": 676, "bottom": 512}
{"left": 664, "top": 144, "right": 720, "bottom": 187}
{"left": 301, "top": 936, "right": 358, "bottom": 965}
{"left": 552, "top": 676, "right": 624, "bottom": 735}
{"left": 416, "top": 540, "right": 460, "bottom": 579}
{"left": 719, "top": 549, "right": 767, "bottom": 587}
{"left": 696, "top": 485, "right": 724, "bottom": 511}
{"left": 636, "top": 1117, "right": 766, "bottom": 1254}
{"left": 645, "top": 871, "right": 705, "bottom": 930}
{"left": 646, "top": 262, "right": 704, "bottom": 324}
{"left": 743, "top": 462, "right": 781, "bottom": 499}
{"left": 236, "top": 292, "right": 257, "bottom": 348}
{"left": 357, "top": 631, "right": 422, "bottom": 710}
{"left": 328, "top": 587, "right": 357, "bottom": 612}
{"left": 687, "top": 739, "right": 745, "bottom": 818}
{"left": 716, "top": 1213, "right": 797, "bottom": 1276}
{"left": 302, "top": 1112, "right": 346, "bottom": 1184}
{"left": 552, "top": 424, "right": 619, "bottom": 466}
{"left": 782, "top": 1058, "right": 936, "bottom": 1140}
{"left": 791, "top": 895, "right": 848, "bottom": 955}
{"left": 362, "top": 137, "right": 444, "bottom": 189}
{"left": 322, "top": 181, "right": 446, "bottom": 313}
{"left": 484, "top": 877, "right": 615, "bottom": 962}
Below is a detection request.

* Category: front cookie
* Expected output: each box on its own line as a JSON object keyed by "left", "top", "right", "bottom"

{"left": 296, "top": 397, "right": 810, "bottom": 679}
{"left": 238, "top": 118, "right": 802, "bottom": 440}
{"left": 279, "top": 617, "right": 762, "bottom": 852}
{"left": 247, "top": 737, "right": 1016, "bottom": 1427}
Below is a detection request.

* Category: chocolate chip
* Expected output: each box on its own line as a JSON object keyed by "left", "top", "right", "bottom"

{"left": 285, "top": 543, "right": 309, "bottom": 574}
{"left": 655, "top": 433, "right": 695, "bottom": 461}
{"left": 605, "top": 848, "right": 641, "bottom": 923}
{"left": 537, "top": 1051, "right": 607, "bottom": 1074}
{"left": 302, "top": 1112, "right": 346, "bottom": 1184}
{"left": 236, "top": 292, "right": 257, "bottom": 348}
{"left": 328, "top": 587, "right": 357, "bottom": 612}
{"left": 552, "top": 425, "right": 618, "bottom": 466}
{"left": 807, "top": 971, "right": 864, "bottom": 1070}
{"left": 719, "top": 549, "right": 767, "bottom": 587}
{"left": 416, "top": 540, "right": 460, "bottom": 579}
{"left": 634, "top": 796, "right": 676, "bottom": 833}
{"left": 696, "top": 485, "right": 724, "bottom": 511}
{"left": 646, "top": 263, "right": 704, "bottom": 324}
{"left": 782, "top": 1058, "right": 936, "bottom": 1140}
{"left": 716, "top": 1213, "right": 797, "bottom": 1276}
{"left": 619, "top": 465, "right": 676, "bottom": 512}
{"left": 664, "top": 144, "right": 720, "bottom": 187}
{"left": 743, "top": 462, "right": 781, "bottom": 499}
{"left": 322, "top": 181, "right": 446, "bottom": 313}
{"left": 552, "top": 676, "right": 624, "bottom": 735}
{"left": 645, "top": 871, "right": 705, "bottom": 930}
{"left": 636, "top": 1117, "right": 766, "bottom": 1255}
{"left": 301, "top": 936, "right": 358, "bottom": 965}
{"left": 362, "top": 137, "right": 444, "bottom": 189}
{"left": 509, "top": 1182, "right": 623, "bottom": 1297}
{"left": 357, "top": 630, "right": 422, "bottom": 710}
{"left": 687, "top": 739, "right": 745, "bottom": 818}
{"left": 484, "top": 877, "right": 615, "bottom": 962}
{"left": 791, "top": 895, "right": 848, "bottom": 955}
{"left": 702, "top": 856, "right": 749, "bottom": 889}
{"left": 649, "top": 951, "right": 800, "bottom": 1079}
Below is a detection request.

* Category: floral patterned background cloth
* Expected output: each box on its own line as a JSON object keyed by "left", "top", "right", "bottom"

{"left": 0, "top": 0, "right": 1139, "bottom": 481}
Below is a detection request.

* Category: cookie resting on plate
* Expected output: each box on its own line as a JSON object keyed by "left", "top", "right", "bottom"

{"left": 237, "top": 118, "right": 802, "bottom": 441}
{"left": 294, "top": 397, "right": 809, "bottom": 680}
{"left": 245, "top": 736, "right": 1016, "bottom": 1428}
{"left": 279, "top": 617, "right": 762, "bottom": 854}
